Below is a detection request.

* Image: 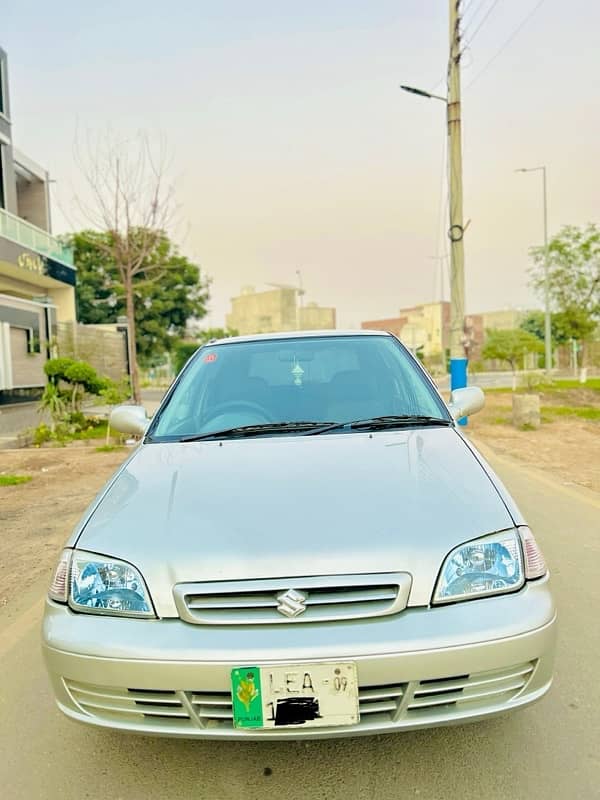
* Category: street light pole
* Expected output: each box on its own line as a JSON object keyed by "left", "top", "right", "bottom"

{"left": 516, "top": 166, "right": 552, "bottom": 377}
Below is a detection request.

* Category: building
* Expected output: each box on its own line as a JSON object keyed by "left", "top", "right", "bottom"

{"left": 226, "top": 285, "right": 336, "bottom": 336}
{"left": 362, "top": 304, "right": 538, "bottom": 364}
{"left": 362, "top": 302, "right": 450, "bottom": 359}
{"left": 0, "top": 47, "right": 76, "bottom": 401}
{"left": 361, "top": 316, "right": 407, "bottom": 340}
{"left": 298, "top": 301, "right": 336, "bottom": 331}
{"left": 479, "top": 309, "right": 529, "bottom": 331}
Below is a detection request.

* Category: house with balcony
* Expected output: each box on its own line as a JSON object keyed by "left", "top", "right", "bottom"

{"left": 0, "top": 46, "right": 76, "bottom": 403}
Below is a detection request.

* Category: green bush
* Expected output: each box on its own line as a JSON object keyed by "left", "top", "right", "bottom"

{"left": 64, "top": 361, "right": 108, "bottom": 394}
{"left": 42, "top": 358, "right": 110, "bottom": 412}
{"left": 32, "top": 423, "right": 54, "bottom": 445}
{"left": 44, "top": 358, "right": 76, "bottom": 385}
{"left": 31, "top": 422, "right": 71, "bottom": 446}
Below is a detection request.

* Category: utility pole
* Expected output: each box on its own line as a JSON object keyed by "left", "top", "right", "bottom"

{"left": 447, "top": 0, "right": 468, "bottom": 400}
{"left": 516, "top": 165, "right": 552, "bottom": 377}
{"left": 541, "top": 167, "right": 552, "bottom": 377}
{"left": 399, "top": 0, "right": 468, "bottom": 411}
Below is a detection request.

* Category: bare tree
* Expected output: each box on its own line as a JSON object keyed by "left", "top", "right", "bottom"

{"left": 73, "top": 130, "right": 175, "bottom": 403}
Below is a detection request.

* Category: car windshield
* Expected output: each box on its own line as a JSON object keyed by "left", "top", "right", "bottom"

{"left": 149, "top": 335, "right": 449, "bottom": 440}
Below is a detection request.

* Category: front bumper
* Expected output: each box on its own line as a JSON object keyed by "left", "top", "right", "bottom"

{"left": 42, "top": 578, "right": 556, "bottom": 740}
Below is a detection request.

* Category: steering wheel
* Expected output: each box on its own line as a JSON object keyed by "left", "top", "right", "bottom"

{"left": 204, "top": 400, "right": 272, "bottom": 425}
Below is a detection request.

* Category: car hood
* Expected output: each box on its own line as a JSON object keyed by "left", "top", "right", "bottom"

{"left": 77, "top": 429, "right": 515, "bottom": 614}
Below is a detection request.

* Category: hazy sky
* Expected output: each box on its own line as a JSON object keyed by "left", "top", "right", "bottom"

{"left": 3, "top": 1, "right": 599, "bottom": 328}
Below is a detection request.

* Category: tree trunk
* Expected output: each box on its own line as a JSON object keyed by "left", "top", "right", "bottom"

{"left": 124, "top": 273, "right": 141, "bottom": 404}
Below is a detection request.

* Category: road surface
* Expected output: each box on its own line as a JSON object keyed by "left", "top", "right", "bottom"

{"left": 1, "top": 446, "right": 599, "bottom": 799}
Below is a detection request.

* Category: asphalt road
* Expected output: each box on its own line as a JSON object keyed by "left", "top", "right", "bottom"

{"left": 1, "top": 446, "right": 599, "bottom": 800}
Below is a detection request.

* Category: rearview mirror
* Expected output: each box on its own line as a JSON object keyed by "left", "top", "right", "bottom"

{"left": 110, "top": 404, "right": 150, "bottom": 436}
{"left": 447, "top": 386, "right": 485, "bottom": 420}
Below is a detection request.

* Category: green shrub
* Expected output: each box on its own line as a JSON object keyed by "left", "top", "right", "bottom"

{"left": 64, "top": 410, "right": 88, "bottom": 430}
{"left": 44, "top": 357, "right": 76, "bottom": 385}
{"left": 38, "top": 383, "right": 68, "bottom": 430}
{"left": 42, "top": 358, "right": 110, "bottom": 412}
{"left": 32, "top": 423, "right": 55, "bottom": 445}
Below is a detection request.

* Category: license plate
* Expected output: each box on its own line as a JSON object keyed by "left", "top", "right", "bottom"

{"left": 231, "top": 662, "right": 359, "bottom": 730}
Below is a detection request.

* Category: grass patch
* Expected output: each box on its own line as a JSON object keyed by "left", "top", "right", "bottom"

{"left": 73, "top": 421, "right": 108, "bottom": 440}
{"left": 484, "top": 378, "right": 600, "bottom": 394}
{"left": 31, "top": 418, "right": 108, "bottom": 446}
{"left": 0, "top": 474, "right": 32, "bottom": 486}
{"left": 541, "top": 405, "right": 600, "bottom": 421}
{"left": 490, "top": 415, "right": 511, "bottom": 425}
{"left": 95, "top": 444, "right": 125, "bottom": 453}
{"left": 543, "top": 378, "right": 600, "bottom": 392}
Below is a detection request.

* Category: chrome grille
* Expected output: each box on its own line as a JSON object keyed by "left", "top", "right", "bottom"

{"left": 190, "top": 683, "right": 406, "bottom": 728}
{"left": 174, "top": 573, "right": 412, "bottom": 625}
{"left": 64, "top": 680, "right": 193, "bottom": 729}
{"left": 405, "top": 661, "right": 536, "bottom": 715}
{"left": 190, "top": 690, "right": 234, "bottom": 726}
{"left": 357, "top": 683, "right": 405, "bottom": 722}
{"left": 63, "top": 661, "right": 536, "bottom": 733}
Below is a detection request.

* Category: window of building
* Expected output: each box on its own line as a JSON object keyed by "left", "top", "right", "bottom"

{"left": 0, "top": 144, "right": 5, "bottom": 209}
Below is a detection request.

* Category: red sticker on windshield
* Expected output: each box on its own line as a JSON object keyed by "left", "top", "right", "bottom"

{"left": 204, "top": 353, "right": 217, "bottom": 363}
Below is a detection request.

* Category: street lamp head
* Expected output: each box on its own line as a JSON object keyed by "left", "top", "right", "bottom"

{"left": 399, "top": 84, "right": 447, "bottom": 103}
{"left": 400, "top": 84, "right": 431, "bottom": 98}
{"left": 515, "top": 166, "right": 545, "bottom": 173}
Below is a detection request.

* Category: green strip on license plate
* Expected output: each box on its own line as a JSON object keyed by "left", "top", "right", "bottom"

{"left": 231, "top": 666, "right": 263, "bottom": 728}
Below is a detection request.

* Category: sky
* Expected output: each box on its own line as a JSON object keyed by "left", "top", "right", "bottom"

{"left": 2, "top": 0, "right": 599, "bottom": 328}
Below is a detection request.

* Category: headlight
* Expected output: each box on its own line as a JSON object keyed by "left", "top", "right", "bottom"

{"left": 48, "top": 549, "right": 155, "bottom": 617}
{"left": 433, "top": 530, "right": 525, "bottom": 604}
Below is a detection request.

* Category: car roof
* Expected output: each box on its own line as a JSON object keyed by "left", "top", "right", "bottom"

{"left": 206, "top": 330, "right": 393, "bottom": 346}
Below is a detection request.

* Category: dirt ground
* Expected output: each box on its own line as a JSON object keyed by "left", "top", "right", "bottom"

{"left": 0, "top": 444, "right": 130, "bottom": 612}
{"left": 1, "top": 399, "right": 598, "bottom": 616}
{"left": 468, "top": 391, "right": 600, "bottom": 493}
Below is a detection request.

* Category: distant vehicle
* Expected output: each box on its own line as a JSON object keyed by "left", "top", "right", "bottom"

{"left": 43, "top": 331, "right": 555, "bottom": 739}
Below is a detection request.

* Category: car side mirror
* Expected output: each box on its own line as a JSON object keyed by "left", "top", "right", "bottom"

{"left": 110, "top": 404, "right": 150, "bottom": 436}
{"left": 447, "top": 386, "right": 485, "bottom": 420}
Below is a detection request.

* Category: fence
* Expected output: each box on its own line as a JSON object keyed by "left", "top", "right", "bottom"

{"left": 57, "top": 322, "right": 128, "bottom": 382}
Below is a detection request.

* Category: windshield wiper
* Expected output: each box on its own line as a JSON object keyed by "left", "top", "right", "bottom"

{"left": 178, "top": 421, "right": 336, "bottom": 442}
{"left": 306, "top": 415, "right": 452, "bottom": 435}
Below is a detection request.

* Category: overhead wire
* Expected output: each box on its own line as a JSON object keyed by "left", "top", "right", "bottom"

{"left": 427, "top": 0, "right": 548, "bottom": 304}
{"left": 465, "top": 0, "right": 549, "bottom": 89}
{"left": 460, "top": 0, "right": 494, "bottom": 38}
{"left": 461, "top": 0, "right": 502, "bottom": 47}
{"left": 433, "top": 132, "right": 450, "bottom": 303}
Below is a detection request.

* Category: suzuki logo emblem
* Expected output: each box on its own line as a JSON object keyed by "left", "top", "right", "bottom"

{"left": 276, "top": 588, "right": 308, "bottom": 618}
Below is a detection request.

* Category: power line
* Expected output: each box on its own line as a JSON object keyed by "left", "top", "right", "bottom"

{"left": 430, "top": 0, "right": 481, "bottom": 94}
{"left": 461, "top": 0, "right": 489, "bottom": 29}
{"left": 465, "top": 0, "right": 549, "bottom": 89}
{"left": 433, "top": 132, "right": 450, "bottom": 303}
{"left": 462, "top": 0, "right": 502, "bottom": 47}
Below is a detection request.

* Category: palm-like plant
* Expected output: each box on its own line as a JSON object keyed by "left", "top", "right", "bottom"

{"left": 38, "top": 383, "right": 67, "bottom": 432}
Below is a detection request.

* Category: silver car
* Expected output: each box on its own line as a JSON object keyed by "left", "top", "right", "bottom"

{"left": 43, "top": 331, "right": 556, "bottom": 739}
